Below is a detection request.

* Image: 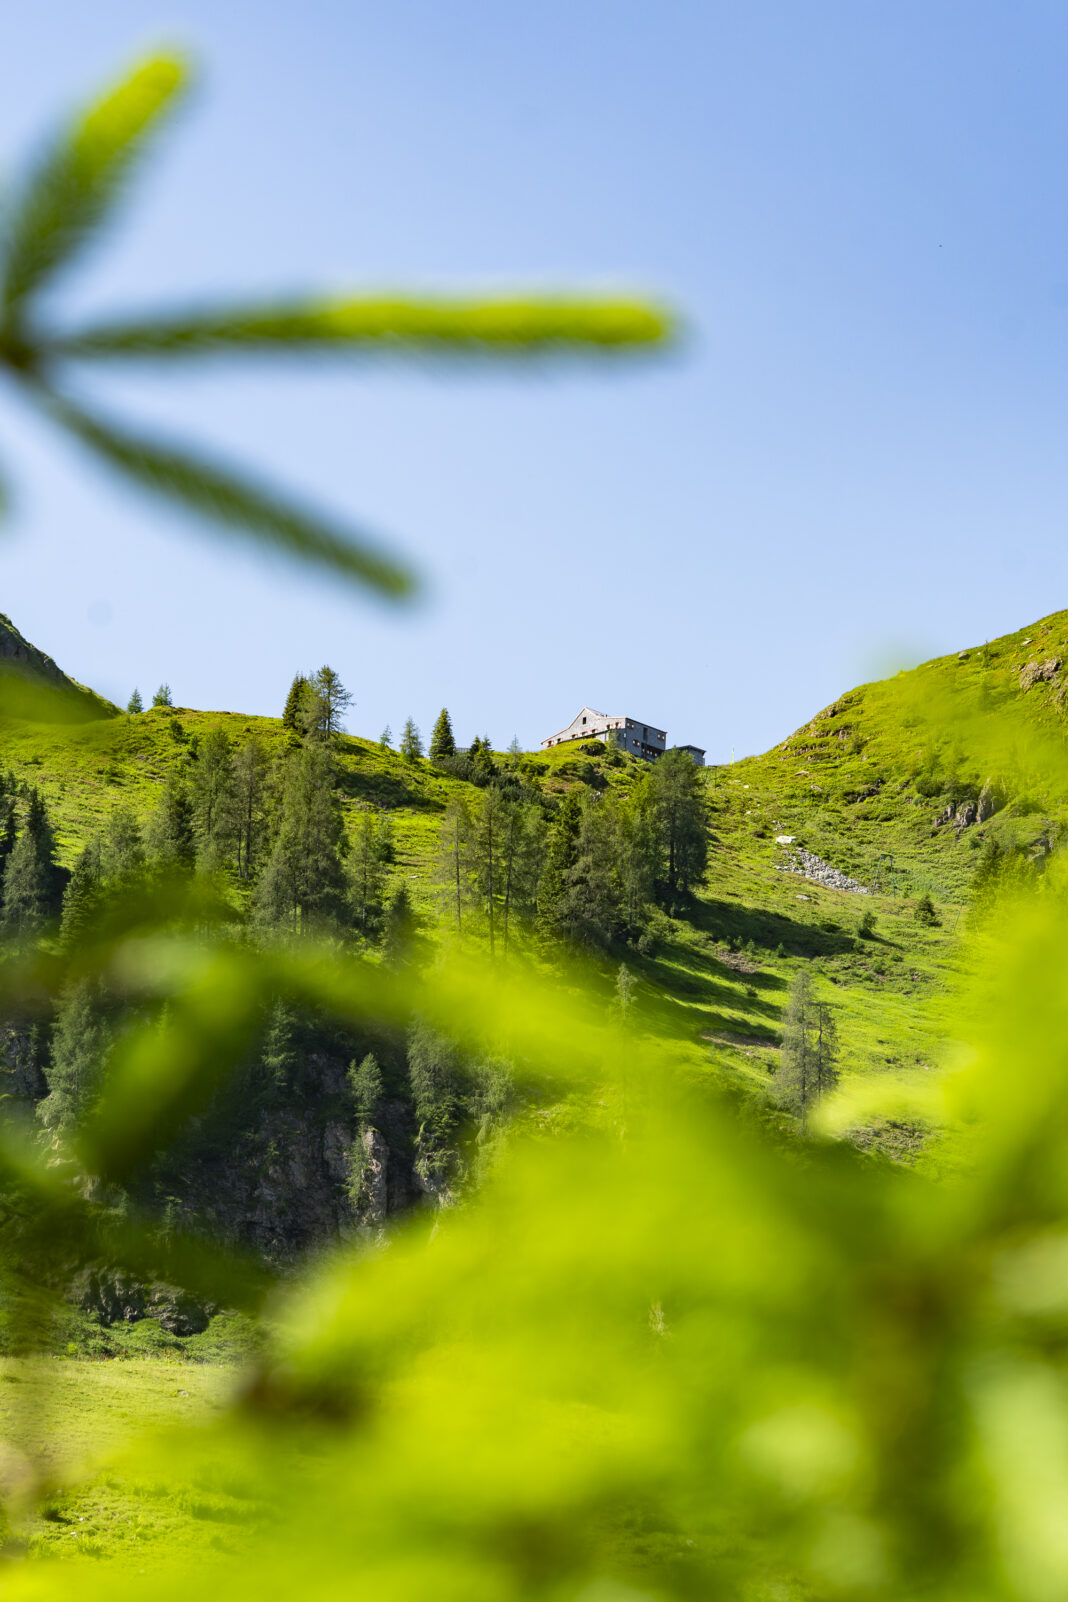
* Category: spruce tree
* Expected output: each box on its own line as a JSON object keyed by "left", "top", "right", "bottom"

{"left": 152, "top": 683, "right": 173, "bottom": 708}
{"left": 41, "top": 978, "right": 112, "bottom": 1133}
{"left": 282, "top": 673, "right": 309, "bottom": 731}
{"left": 0, "top": 793, "right": 16, "bottom": 896}
{"left": 147, "top": 778, "right": 197, "bottom": 872}
{"left": 399, "top": 718, "right": 424, "bottom": 763}
{"left": 2, "top": 789, "right": 63, "bottom": 933}
{"left": 381, "top": 884, "right": 417, "bottom": 967}
{"left": 379, "top": 725, "right": 392, "bottom": 750}
{"left": 429, "top": 708, "right": 456, "bottom": 761}
{"left": 538, "top": 792, "right": 583, "bottom": 936}
{"left": 101, "top": 805, "right": 146, "bottom": 880}
{"left": 648, "top": 748, "right": 708, "bottom": 908}
{"left": 60, "top": 844, "right": 103, "bottom": 953}
{"left": 127, "top": 687, "right": 143, "bottom": 714}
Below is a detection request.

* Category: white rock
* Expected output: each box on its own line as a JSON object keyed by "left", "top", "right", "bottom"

{"left": 775, "top": 834, "right": 796, "bottom": 845}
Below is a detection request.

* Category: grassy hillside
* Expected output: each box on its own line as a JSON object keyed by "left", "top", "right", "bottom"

{"left": 6, "top": 608, "right": 1067, "bottom": 1172}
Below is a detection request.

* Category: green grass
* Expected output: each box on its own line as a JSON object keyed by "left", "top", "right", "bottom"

{"left": 0, "top": 1354, "right": 251, "bottom": 1566}
{"left": 1, "top": 610, "right": 1065, "bottom": 1570}
{"left": 8, "top": 609, "right": 1066, "bottom": 1179}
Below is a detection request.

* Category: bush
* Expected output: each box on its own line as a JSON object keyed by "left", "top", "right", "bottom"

{"left": 858, "top": 909, "right": 877, "bottom": 938}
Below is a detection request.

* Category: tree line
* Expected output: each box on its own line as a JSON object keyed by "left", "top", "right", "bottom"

{"left": 436, "top": 745, "right": 708, "bottom": 952}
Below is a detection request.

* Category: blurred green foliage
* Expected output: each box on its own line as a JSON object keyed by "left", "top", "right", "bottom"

{"left": 5, "top": 44, "right": 1068, "bottom": 1602}
{"left": 0, "top": 802, "right": 1066, "bottom": 1598}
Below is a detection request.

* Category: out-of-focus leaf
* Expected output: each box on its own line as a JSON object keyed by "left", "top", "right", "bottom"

{"left": 0, "top": 55, "right": 188, "bottom": 320}
{"left": 0, "top": 664, "right": 117, "bottom": 723}
{"left": 0, "top": 1121, "right": 269, "bottom": 1314}
{"left": 76, "top": 946, "right": 266, "bottom": 1185}
{"left": 38, "top": 389, "right": 416, "bottom": 597}
{"left": 41, "top": 294, "right": 678, "bottom": 360}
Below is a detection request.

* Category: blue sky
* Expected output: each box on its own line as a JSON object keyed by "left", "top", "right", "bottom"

{"left": 1, "top": 1, "right": 1067, "bottom": 759}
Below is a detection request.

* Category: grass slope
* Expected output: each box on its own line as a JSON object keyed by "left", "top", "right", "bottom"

{"left": 5, "top": 609, "right": 1065, "bottom": 1172}
{"left": 2, "top": 612, "right": 1064, "bottom": 1569}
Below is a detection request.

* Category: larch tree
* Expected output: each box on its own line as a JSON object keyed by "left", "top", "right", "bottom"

{"left": 348, "top": 810, "right": 390, "bottom": 939}
{"left": 307, "top": 665, "right": 353, "bottom": 740}
{"left": 399, "top": 718, "right": 424, "bottom": 763}
{"left": 348, "top": 1052, "right": 384, "bottom": 1128}
{"left": 192, "top": 726, "right": 237, "bottom": 867}
{"left": 436, "top": 794, "right": 471, "bottom": 938}
{"left": 256, "top": 744, "right": 347, "bottom": 934}
{"left": 232, "top": 738, "right": 269, "bottom": 881}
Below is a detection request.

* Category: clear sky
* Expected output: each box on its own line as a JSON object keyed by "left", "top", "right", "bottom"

{"left": 1, "top": 1, "right": 1067, "bottom": 759}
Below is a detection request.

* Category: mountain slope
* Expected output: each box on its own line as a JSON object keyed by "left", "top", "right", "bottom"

{"left": 0, "top": 613, "right": 117, "bottom": 722}
{"left": 3, "top": 608, "right": 1061, "bottom": 1189}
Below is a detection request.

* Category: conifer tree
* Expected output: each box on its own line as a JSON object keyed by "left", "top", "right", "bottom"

{"left": 429, "top": 708, "right": 456, "bottom": 761}
{"left": 348, "top": 1052, "right": 384, "bottom": 1127}
{"left": 348, "top": 810, "right": 389, "bottom": 939}
{"left": 499, "top": 801, "right": 542, "bottom": 957}
{"left": 507, "top": 736, "right": 522, "bottom": 768}
{"left": 381, "top": 884, "right": 418, "bottom": 967}
{"left": 101, "top": 806, "right": 146, "bottom": 880}
{"left": 309, "top": 665, "right": 353, "bottom": 739}
{"left": 469, "top": 788, "right": 505, "bottom": 956}
{"left": 127, "top": 687, "right": 143, "bottom": 713}
{"left": 147, "top": 778, "right": 197, "bottom": 872}
{"left": 0, "top": 792, "right": 16, "bottom": 894}
{"left": 2, "top": 788, "right": 63, "bottom": 934}
{"left": 778, "top": 967, "right": 819, "bottom": 1134}
{"left": 379, "top": 725, "right": 392, "bottom": 751}
{"left": 436, "top": 795, "right": 471, "bottom": 937}
{"left": 261, "top": 1003, "right": 301, "bottom": 1094}
{"left": 399, "top": 718, "right": 424, "bottom": 763}
{"left": 282, "top": 673, "right": 308, "bottom": 732}
{"left": 407, "top": 1023, "right": 460, "bottom": 1146}
{"left": 256, "top": 744, "right": 347, "bottom": 933}
{"left": 232, "top": 738, "right": 269, "bottom": 881}
{"left": 538, "top": 792, "right": 583, "bottom": 935}
{"left": 152, "top": 683, "right": 173, "bottom": 708}
{"left": 192, "top": 726, "right": 237, "bottom": 867}
{"left": 40, "top": 977, "right": 112, "bottom": 1133}
{"left": 648, "top": 747, "right": 708, "bottom": 908}
{"left": 60, "top": 843, "right": 103, "bottom": 953}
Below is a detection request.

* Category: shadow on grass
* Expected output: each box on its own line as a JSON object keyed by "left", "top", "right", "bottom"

{"left": 688, "top": 897, "right": 858, "bottom": 958}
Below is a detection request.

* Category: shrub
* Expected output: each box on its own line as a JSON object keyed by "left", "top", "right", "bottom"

{"left": 858, "top": 909, "right": 877, "bottom": 938}
{"left": 914, "top": 893, "right": 940, "bottom": 926}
